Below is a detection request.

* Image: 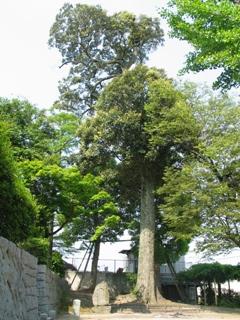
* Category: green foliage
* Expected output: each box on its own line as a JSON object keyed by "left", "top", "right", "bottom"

{"left": 82, "top": 65, "right": 198, "bottom": 167}
{"left": 125, "top": 272, "right": 137, "bottom": 292}
{"left": 0, "top": 98, "right": 53, "bottom": 160}
{"left": 20, "top": 237, "right": 50, "bottom": 264}
{"left": 21, "top": 238, "right": 65, "bottom": 276}
{"left": 177, "top": 263, "right": 239, "bottom": 284}
{"left": 0, "top": 119, "right": 37, "bottom": 242}
{"left": 0, "top": 97, "right": 79, "bottom": 163}
{"left": 218, "top": 293, "right": 240, "bottom": 308}
{"left": 162, "top": 0, "right": 240, "bottom": 89}
{"left": 60, "top": 173, "right": 122, "bottom": 246}
{"left": 159, "top": 84, "right": 240, "bottom": 253}
{"left": 49, "top": 3, "right": 164, "bottom": 115}
{"left": 51, "top": 251, "right": 65, "bottom": 277}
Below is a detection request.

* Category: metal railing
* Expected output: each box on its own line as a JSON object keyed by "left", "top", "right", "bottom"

{"left": 65, "top": 257, "right": 192, "bottom": 273}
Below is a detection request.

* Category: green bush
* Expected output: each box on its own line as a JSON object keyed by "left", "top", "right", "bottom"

{"left": 219, "top": 293, "right": 240, "bottom": 308}
{"left": 21, "top": 237, "right": 50, "bottom": 264}
{"left": 125, "top": 272, "right": 137, "bottom": 292}
{"left": 51, "top": 251, "right": 65, "bottom": 277}
{"left": 0, "top": 120, "right": 37, "bottom": 242}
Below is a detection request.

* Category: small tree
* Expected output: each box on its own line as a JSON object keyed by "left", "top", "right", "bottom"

{"left": 178, "top": 263, "right": 240, "bottom": 304}
{"left": 60, "top": 173, "right": 121, "bottom": 290}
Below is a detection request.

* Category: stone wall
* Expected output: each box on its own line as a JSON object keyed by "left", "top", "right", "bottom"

{"left": 0, "top": 236, "right": 38, "bottom": 320}
{"left": 0, "top": 236, "right": 69, "bottom": 320}
{"left": 65, "top": 270, "right": 131, "bottom": 297}
{"left": 37, "top": 264, "right": 68, "bottom": 314}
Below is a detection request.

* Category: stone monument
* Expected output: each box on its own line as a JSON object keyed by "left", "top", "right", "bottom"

{"left": 92, "top": 281, "right": 111, "bottom": 313}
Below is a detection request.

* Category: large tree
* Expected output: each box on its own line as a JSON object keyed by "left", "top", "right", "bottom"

{"left": 162, "top": 0, "right": 240, "bottom": 89}
{"left": 49, "top": 3, "right": 164, "bottom": 116}
{"left": 159, "top": 83, "right": 240, "bottom": 253}
{"left": 78, "top": 65, "right": 199, "bottom": 303}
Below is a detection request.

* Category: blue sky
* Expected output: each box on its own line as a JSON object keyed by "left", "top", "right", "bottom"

{"left": 0, "top": 0, "right": 221, "bottom": 109}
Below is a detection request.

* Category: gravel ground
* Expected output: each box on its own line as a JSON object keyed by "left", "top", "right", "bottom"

{"left": 57, "top": 308, "right": 240, "bottom": 320}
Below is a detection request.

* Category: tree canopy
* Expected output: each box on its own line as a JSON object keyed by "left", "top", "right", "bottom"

{"left": 178, "top": 263, "right": 240, "bottom": 284}
{"left": 49, "top": 3, "right": 164, "bottom": 116}
{"left": 78, "top": 65, "right": 199, "bottom": 303}
{"left": 162, "top": 0, "right": 240, "bottom": 89}
{"left": 159, "top": 84, "right": 240, "bottom": 253}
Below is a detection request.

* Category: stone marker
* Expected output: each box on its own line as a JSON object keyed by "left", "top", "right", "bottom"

{"left": 40, "top": 313, "right": 48, "bottom": 320}
{"left": 92, "top": 281, "right": 110, "bottom": 306}
{"left": 49, "top": 310, "right": 56, "bottom": 319}
{"left": 73, "top": 299, "right": 81, "bottom": 317}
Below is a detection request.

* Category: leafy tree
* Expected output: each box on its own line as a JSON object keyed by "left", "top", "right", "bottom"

{"left": 159, "top": 84, "right": 240, "bottom": 253}
{"left": 78, "top": 65, "right": 199, "bottom": 303}
{"left": 49, "top": 3, "right": 164, "bottom": 116}
{"left": 178, "top": 263, "right": 239, "bottom": 284}
{"left": 59, "top": 173, "right": 121, "bottom": 290}
{"left": 0, "top": 98, "right": 55, "bottom": 160}
{"left": 162, "top": 0, "right": 240, "bottom": 89}
{"left": 0, "top": 98, "right": 80, "bottom": 265}
{"left": 178, "top": 262, "right": 240, "bottom": 304}
{"left": 0, "top": 97, "right": 80, "bottom": 163}
{"left": 0, "top": 120, "right": 37, "bottom": 242}
{"left": 0, "top": 97, "right": 82, "bottom": 256}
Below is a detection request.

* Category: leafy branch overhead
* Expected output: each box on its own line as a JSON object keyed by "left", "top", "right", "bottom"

{"left": 162, "top": 0, "right": 240, "bottom": 89}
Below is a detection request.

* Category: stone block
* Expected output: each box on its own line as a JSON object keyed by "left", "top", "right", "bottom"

{"left": 92, "top": 281, "right": 110, "bottom": 306}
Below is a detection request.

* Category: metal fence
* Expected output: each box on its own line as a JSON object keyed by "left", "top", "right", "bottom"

{"left": 65, "top": 256, "right": 192, "bottom": 273}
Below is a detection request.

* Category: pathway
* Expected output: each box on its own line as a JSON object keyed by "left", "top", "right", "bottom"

{"left": 57, "top": 308, "right": 240, "bottom": 320}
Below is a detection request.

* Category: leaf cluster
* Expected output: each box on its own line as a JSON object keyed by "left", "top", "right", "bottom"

{"left": 162, "top": 0, "right": 240, "bottom": 89}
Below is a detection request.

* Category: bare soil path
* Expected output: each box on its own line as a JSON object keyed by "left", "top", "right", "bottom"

{"left": 57, "top": 307, "right": 240, "bottom": 320}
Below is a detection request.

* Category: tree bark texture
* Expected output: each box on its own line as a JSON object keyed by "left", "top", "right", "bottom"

{"left": 136, "top": 169, "right": 162, "bottom": 304}
{"left": 90, "top": 239, "right": 101, "bottom": 291}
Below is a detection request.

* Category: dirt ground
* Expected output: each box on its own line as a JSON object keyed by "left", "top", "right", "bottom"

{"left": 57, "top": 307, "right": 240, "bottom": 320}
{"left": 58, "top": 293, "right": 240, "bottom": 320}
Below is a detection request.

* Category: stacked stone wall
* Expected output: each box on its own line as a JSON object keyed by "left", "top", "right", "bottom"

{"left": 0, "top": 236, "right": 38, "bottom": 320}
{"left": 37, "top": 265, "right": 68, "bottom": 314}
{"left": 0, "top": 236, "right": 69, "bottom": 320}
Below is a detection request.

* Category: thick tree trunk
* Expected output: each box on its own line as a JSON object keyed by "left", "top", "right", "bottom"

{"left": 90, "top": 239, "right": 100, "bottom": 292}
{"left": 136, "top": 170, "right": 163, "bottom": 304}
